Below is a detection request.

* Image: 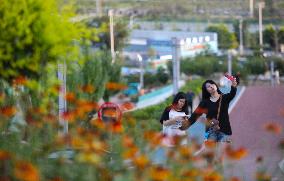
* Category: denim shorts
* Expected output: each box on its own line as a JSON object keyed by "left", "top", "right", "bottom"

{"left": 205, "top": 128, "right": 232, "bottom": 143}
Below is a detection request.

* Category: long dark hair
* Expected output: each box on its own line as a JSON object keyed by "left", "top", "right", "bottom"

{"left": 170, "top": 92, "right": 189, "bottom": 114}
{"left": 201, "top": 80, "right": 222, "bottom": 100}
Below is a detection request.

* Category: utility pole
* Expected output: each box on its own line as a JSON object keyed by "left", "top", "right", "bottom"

{"left": 239, "top": 17, "right": 244, "bottom": 56}
{"left": 109, "top": 9, "right": 115, "bottom": 64}
{"left": 172, "top": 37, "right": 181, "bottom": 95}
{"left": 250, "top": 0, "right": 254, "bottom": 18}
{"left": 227, "top": 50, "right": 232, "bottom": 75}
{"left": 58, "top": 62, "right": 68, "bottom": 135}
{"left": 96, "top": 0, "right": 102, "bottom": 17}
{"left": 258, "top": 2, "right": 265, "bottom": 53}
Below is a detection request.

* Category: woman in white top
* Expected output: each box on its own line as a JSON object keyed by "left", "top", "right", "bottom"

{"left": 160, "top": 92, "right": 189, "bottom": 146}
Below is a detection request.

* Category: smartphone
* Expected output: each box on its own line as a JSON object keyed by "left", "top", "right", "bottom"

{"left": 224, "top": 74, "right": 234, "bottom": 81}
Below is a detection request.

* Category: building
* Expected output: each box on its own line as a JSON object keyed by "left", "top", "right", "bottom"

{"left": 123, "top": 30, "right": 218, "bottom": 69}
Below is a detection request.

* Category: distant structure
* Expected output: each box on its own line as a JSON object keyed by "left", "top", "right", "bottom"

{"left": 123, "top": 30, "right": 218, "bottom": 69}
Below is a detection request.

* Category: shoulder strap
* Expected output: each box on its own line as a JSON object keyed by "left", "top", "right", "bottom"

{"left": 217, "top": 95, "right": 222, "bottom": 120}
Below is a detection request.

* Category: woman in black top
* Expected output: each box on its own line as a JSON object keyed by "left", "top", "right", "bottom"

{"left": 181, "top": 78, "right": 238, "bottom": 157}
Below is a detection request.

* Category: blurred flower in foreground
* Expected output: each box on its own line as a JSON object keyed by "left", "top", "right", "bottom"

{"left": 263, "top": 122, "right": 282, "bottom": 135}
{"left": 120, "top": 102, "right": 135, "bottom": 111}
{"left": 0, "top": 150, "right": 11, "bottom": 161}
{"left": 225, "top": 146, "right": 248, "bottom": 160}
{"left": 76, "top": 151, "right": 101, "bottom": 165}
{"left": 80, "top": 84, "right": 95, "bottom": 93}
{"left": 203, "top": 171, "right": 222, "bottom": 181}
{"left": 49, "top": 177, "right": 64, "bottom": 181}
{"left": 132, "top": 154, "right": 149, "bottom": 169}
{"left": 150, "top": 166, "right": 170, "bottom": 181}
{"left": 13, "top": 76, "right": 27, "bottom": 86}
{"left": 14, "top": 161, "right": 40, "bottom": 181}
{"left": 230, "top": 177, "right": 242, "bottom": 181}
{"left": 255, "top": 171, "right": 271, "bottom": 181}
{"left": 204, "top": 140, "right": 217, "bottom": 149}
{"left": 0, "top": 106, "right": 17, "bottom": 117}
{"left": 105, "top": 82, "right": 127, "bottom": 91}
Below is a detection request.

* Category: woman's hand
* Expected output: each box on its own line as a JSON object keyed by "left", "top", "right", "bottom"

{"left": 180, "top": 119, "right": 191, "bottom": 130}
{"left": 232, "top": 77, "right": 238, "bottom": 87}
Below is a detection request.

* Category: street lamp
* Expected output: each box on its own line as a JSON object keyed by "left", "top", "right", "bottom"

{"left": 137, "top": 54, "right": 144, "bottom": 90}
{"left": 258, "top": 2, "right": 265, "bottom": 53}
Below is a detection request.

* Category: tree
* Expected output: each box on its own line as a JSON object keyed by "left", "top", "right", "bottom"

{"left": 233, "top": 19, "right": 250, "bottom": 49}
{"left": 0, "top": 0, "right": 86, "bottom": 83}
{"left": 86, "top": 16, "right": 129, "bottom": 51}
{"left": 263, "top": 25, "right": 278, "bottom": 51}
{"left": 206, "top": 24, "right": 238, "bottom": 49}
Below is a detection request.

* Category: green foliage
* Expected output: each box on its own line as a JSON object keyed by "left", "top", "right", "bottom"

{"left": 156, "top": 67, "right": 169, "bottom": 84}
{"left": 244, "top": 56, "right": 267, "bottom": 75}
{"left": 0, "top": 0, "right": 85, "bottom": 83}
{"left": 206, "top": 24, "right": 238, "bottom": 49}
{"left": 86, "top": 16, "right": 129, "bottom": 51}
{"left": 181, "top": 55, "right": 227, "bottom": 76}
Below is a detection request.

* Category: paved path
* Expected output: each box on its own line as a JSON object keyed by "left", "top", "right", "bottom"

{"left": 228, "top": 85, "right": 284, "bottom": 180}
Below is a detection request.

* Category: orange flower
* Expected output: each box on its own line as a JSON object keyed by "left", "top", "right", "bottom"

{"left": 204, "top": 140, "right": 217, "bottom": 149}
{"left": 111, "top": 121, "right": 123, "bottom": 133}
{"left": 122, "top": 136, "right": 135, "bottom": 147}
{"left": 80, "top": 84, "right": 95, "bottom": 93}
{"left": 14, "top": 161, "right": 40, "bottom": 181}
{"left": 0, "top": 106, "right": 17, "bottom": 117}
{"left": 230, "top": 177, "right": 242, "bottom": 181}
{"left": 225, "top": 146, "right": 248, "bottom": 160}
{"left": 144, "top": 131, "right": 163, "bottom": 148}
{"left": 65, "top": 92, "right": 76, "bottom": 102}
{"left": 120, "top": 102, "right": 135, "bottom": 111}
{"left": 105, "top": 82, "right": 127, "bottom": 91}
{"left": 182, "top": 168, "right": 199, "bottom": 177}
{"left": 133, "top": 154, "right": 149, "bottom": 169}
{"left": 178, "top": 146, "right": 192, "bottom": 159}
{"left": 263, "top": 122, "right": 282, "bottom": 135}
{"left": 203, "top": 172, "right": 222, "bottom": 181}
{"left": 123, "top": 147, "right": 138, "bottom": 159}
{"left": 150, "top": 166, "right": 170, "bottom": 181}
{"left": 13, "top": 76, "right": 27, "bottom": 86}
{"left": 61, "top": 111, "right": 76, "bottom": 123}
{"left": 0, "top": 150, "right": 11, "bottom": 161}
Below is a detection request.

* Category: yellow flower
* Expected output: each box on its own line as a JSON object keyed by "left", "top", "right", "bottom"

{"left": 76, "top": 152, "right": 101, "bottom": 165}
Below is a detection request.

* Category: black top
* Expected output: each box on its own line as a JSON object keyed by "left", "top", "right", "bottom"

{"left": 188, "top": 86, "right": 237, "bottom": 135}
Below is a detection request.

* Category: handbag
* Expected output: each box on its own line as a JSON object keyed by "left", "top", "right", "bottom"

{"left": 208, "top": 95, "right": 222, "bottom": 131}
{"left": 180, "top": 95, "right": 222, "bottom": 131}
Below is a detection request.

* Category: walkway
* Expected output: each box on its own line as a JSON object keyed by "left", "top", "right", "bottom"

{"left": 228, "top": 85, "right": 284, "bottom": 180}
